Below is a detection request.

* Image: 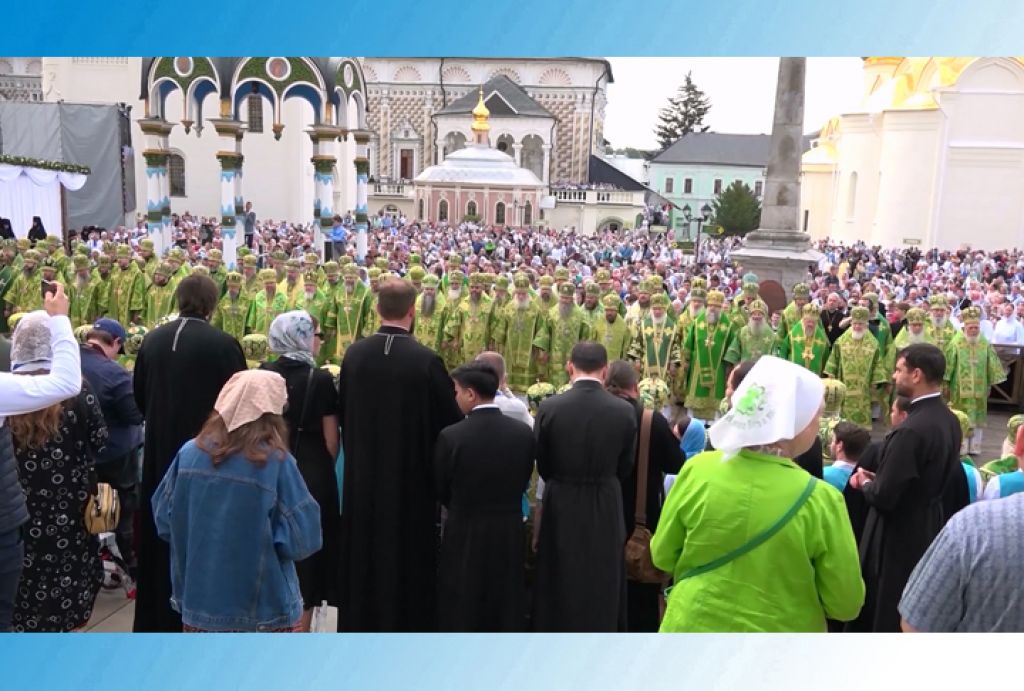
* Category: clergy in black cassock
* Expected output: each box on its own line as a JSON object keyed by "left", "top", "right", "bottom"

{"left": 434, "top": 361, "right": 534, "bottom": 632}
{"left": 533, "top": 342, "right": 636, "bottom": 632}
{"left": 132, "top": 275, "right": 246, "bottom": 632}
{"left": 337, "top": 278, "right": 462, "bottom": 632}
{"left": 846, "top": 344, "right": 968, "bottom": 633}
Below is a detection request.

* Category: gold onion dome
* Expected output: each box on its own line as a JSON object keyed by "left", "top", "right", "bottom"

{"left": 471, "top": 86, "right": 490, "bottom": 133}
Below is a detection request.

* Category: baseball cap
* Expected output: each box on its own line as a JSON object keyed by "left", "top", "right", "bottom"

{"left": 93, "top": 318, "right": 127, "bottom": 346}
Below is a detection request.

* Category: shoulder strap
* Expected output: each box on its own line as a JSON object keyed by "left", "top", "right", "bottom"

{"left": 678, "top": 475, "right": 818, "bottom": 582}
{"left": 291, "top": 367, "right": 316, "bottom": 455}
{"left": 635, "top": 409, "right": 654, "bottom": 527}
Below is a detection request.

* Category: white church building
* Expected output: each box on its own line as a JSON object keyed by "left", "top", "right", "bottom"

{"left": 801, "top": 57, "right": 1024, "bottom": 251}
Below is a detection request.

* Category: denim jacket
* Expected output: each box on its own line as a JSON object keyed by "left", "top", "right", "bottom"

{"left": 153, "top": 439, "right": 322, "bottom": 631}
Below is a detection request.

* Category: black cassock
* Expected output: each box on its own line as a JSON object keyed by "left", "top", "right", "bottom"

{"left": 533, "top": 380, "right": 636, "bottom": 632}
{"left": 618, "top": 397, "right": 683, "bottom": 633}
{"left": 846, "top": 394, "right": 967, "bottom": 633}
{"left": 434, "top": 407, "right": 534, "bottom": 632}
{"left": 337, "top": 326, "right": 462, "bottom": 632}
{"left": 132, "top": 314, "right": 246, "bottom": 632}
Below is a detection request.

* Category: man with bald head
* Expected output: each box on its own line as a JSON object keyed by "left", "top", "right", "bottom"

{"left": 822, "top": 292, "right": 849, "bottom": 345}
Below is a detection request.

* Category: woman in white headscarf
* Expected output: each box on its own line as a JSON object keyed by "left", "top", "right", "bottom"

{"left": 152, "top": 369, "right": 322, "bottom": 632}
{"left": 7, "top": 311, "right": 107, "bottom": 632}
{"left": 261, "top": 311, "right": 341, "bottom": 630}
{"left": 651, "top": 355, "right": 865, "bottom": 632}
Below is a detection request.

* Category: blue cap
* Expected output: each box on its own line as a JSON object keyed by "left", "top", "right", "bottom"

{"left": 92, "top": 318, "right": 126, "bottom": 344}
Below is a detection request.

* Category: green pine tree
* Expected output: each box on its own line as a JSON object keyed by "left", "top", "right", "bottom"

{"left": 654, "top": 71, "right": 711, "bottom": 151}
{"left": 712, "top": 181, "right": 762, "bottom": 236}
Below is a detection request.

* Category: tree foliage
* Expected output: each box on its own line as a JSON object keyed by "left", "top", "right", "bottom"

{"left": 654, "top": 71, "right": 711, "bottom": 151}
{"left": 712, "top": 181, "right": 762, "bottom": 236}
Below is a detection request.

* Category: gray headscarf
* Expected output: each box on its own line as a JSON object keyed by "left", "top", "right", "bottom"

{"left": 10, "top": 311, "right": 53, "bottom": 373}
{"left": 268, "top": 310, "right": 317, "bottom": 368}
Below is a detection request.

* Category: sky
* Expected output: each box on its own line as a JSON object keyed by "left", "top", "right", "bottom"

{"left": 603, "top": 58, "right": 865, "bottom": 150}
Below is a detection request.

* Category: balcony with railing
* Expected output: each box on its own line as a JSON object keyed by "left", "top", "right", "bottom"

{"left": 0, "top": 74, "right": 43, "bottom": 102}
{"left": 371, "top": 182, "right": 413, "bottom": 197}
{"left": 550, "top": 188, "right": 641, "bottom": 205}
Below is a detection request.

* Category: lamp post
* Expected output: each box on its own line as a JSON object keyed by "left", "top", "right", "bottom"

{"left": 683, "top": 203, "right": 713, "bottom": 263}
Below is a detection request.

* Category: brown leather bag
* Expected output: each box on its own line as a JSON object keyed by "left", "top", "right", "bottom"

{"left": 624, "top": 409, "right": 669, "bottom": 584}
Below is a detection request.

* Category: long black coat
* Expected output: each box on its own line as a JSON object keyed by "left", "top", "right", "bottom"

{"left": 434, "top": 407, "right": 534, "bottom": 632}
{"left": 132, "top": 314, "right": 246, "bottom": 632}
{"left": 618, "top": 397, "right": 683, "bottom": 633}
{"left": 337, "top": 325, "right": 462, "bottom": 632}
{"left": 533, "top": 379, "right": 637, "bottom": 632}
{"left": 846, "top": 394, "right": 966, "bottom": 632}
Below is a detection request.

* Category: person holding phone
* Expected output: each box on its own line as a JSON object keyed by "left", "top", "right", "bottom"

{"left": 0, "top": 284, "right": 82, "bottom": 631}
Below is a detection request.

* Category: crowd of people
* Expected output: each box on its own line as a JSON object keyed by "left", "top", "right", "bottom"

{"left": 1, "top": 211, "right": 1023, "bottom": 634}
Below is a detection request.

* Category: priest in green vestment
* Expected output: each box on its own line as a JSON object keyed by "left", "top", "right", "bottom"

{"left": 212, "top": 271, "right": 250, "bottom": 342}
{"left": 725, "top": 299, "right": 776, "bottom": 365}
{"left": 679, "top": 290, "right": 736, "bottom": 420}
{"left": 861, "top": 292, "right": 894, "bottom": 423}
{"left": 592, "top": 293, "right": 631, "bottom": 362}
{"left": 944, "top": 306, "right": 1007, "bottom": 454}
{"left": 143, "top": 262, "right": 178, "bottom": 329}
{"left": 108, "top": 245, "right": 146, "bottom": 325}
{"left": 246, "top": 269, "right": 290, "bottom": 336}
{"left": 778, "top": 283, "right": 812, "bottom": 337}
{"left": 777, "top": 303, "right": 831, "bottom": 376}
{"left": 444, "top": 273, "right": 493, "bottom": 368}
{"left": 925, "top": 294, "right": 958, "bottom": 351}
{"left": 627, "top": 292, "right": 681, "bottom": 383}
{"left": 413, "top": 274, "right": 447, "bottom": 354}
{"left": 893, "top": 307, "right": 928, "bottom": 351}
{"left": 324, "top": 263, "right": 368, "bottom": 364}
{"left": 533, "top": 282, "right": 591, "bottom": 388}
{"left": 823, "top": 307, "right": 887, "bottom": 427}
{"left": 498, "top": 274, "right": 547, "bottom": 393}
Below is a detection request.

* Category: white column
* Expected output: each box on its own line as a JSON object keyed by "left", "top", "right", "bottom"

{"left": 513, "top": 143, "right": 523, "bottom": 167}
{"left": 354, "top": 131, "right": 371, "bottom": 261}
{"left": 542, "top": 144, "right": 552, "bottom": 184}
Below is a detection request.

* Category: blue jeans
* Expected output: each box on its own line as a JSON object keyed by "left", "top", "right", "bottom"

{"left": 0, "top": 527, "right": 24, "bottom": 632}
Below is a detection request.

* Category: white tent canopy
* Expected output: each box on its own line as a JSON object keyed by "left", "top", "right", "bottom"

{"left": 0, "top": 161, "right": 88, "bottom": 239}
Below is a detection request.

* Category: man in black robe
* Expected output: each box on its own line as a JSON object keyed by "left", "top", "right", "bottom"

{"left": 337, "top": 278, "right": 462, "bottom": 632}
{"left": 434, "top": 361, "right": 534, "bottom": 631}
{"left": 132, "top": 275, "right": 246, "bottom": 632}
{"left": 532, "top": 342, "right": 636, "bottom": 632}
{"left": 847, "top": 343, "right": 968, "bottom": 632}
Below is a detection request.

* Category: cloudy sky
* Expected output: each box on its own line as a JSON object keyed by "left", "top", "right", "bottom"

{"left": 603, "top": 58, "right": 865, "bottom": 150}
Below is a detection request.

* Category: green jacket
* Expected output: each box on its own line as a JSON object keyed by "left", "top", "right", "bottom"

{"left": 652, "top": 448, "right": 865, "bottom": 632}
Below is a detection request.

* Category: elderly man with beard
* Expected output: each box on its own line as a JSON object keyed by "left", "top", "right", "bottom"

{"left": 945, "top": 306, "right": 1006, "bottom": 455}
{"left": 779, "top": 283, "right": 812, "bottom": 337}
{"left": 361, "top": 268, "right": 386, "bottom": 339}
{"left": 580, "top": 282, "right": 602, "bottom": 328}
{"left": 444, "top": 273, "right": 493, "bottom": 368}
{"left": 627, "top": 292, "right": 681, "bottom": 387}
{"left": 246, "top": 268, "right": 290, "bottom": 337}
{"left": 138, "top": 238, "right": 158, "bottom": 284}
{"left": 68, "top": 255, "right": 97, "bottom": 326}
{"left": 626, "top": 276, "right": 659, "bottom": 335}
{"left": 925, "top": 295, "right": 958, "bottom": 351}
{"left": 109, "top": 245, "right": 146, "bottom": 325}
{"left": 4, "top": 249, "right": 45, "bottom": 317}
{"left": 824, "top": 307, "right": 888, "bottom": 427}
{"left": 498, "top": 274, "right": 547, "bottom": 396}
{"left": 725, "top": 299, "right": 776, "bottom": 365}
{"left": 292, "top": 271, "right": 327, "bottom": 325}
{"left": 678, "top": 290, "right": 735, "bottom": 420}
{"left": 778, "top": 303, "right": 831, "bottom": 376}
{"left": 592, "top": 293, "right": 630, "bottom": 361}
{"left": 487, "top": 275, "right": 511, "bottom": 349}
{"left": 860, "top": 292, "right": 894, "bottom": 422}
{"left": 894, "top": 308, "right": 928, "bottom": 350}
{"left": 239, "top": 254, "right": 260, "bottom": 300}
{"left": 414, "top": 274, "right": 447, "bottom": 354}
{"left": 143, "top": 262, "right": 177, "bottom": 329}
{"left": 324, "top": 264, "right": 367, "bottom": 363}
{"left": 535, "top": 275, "right": 556, "bottom": 314}
{"left": 533, "top": 283, "right": 591, "bottom": 389}
{"left": 728, "top": 280, "right": 761, "bottom": 329}
{"left": 675, "top": 279, "right": 707, "bottom": 336}
{"left": 212, "top": 272, "right": 250, "bottom": 342}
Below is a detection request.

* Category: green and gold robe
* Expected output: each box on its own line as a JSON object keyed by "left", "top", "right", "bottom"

{"left": 246, "top": 290, "right": 290, "bottom": 336}
{"left": 213, "top": 293, "right": 251, "bottom": 342}
{"left": 444, "top": 295, "right": 493, "bottom": 368}
{"left": 324, "top": 285, "right": 367, "bottom": 364}
{"left": 108, "top": 264, "right": 146, "bottom": 325}
{"left": 823, "top": 332, "right": 887, "bottom": 426}
{"left": 777, "top": 323, "right": 831, "bottom": 376}
{"left": 4, "top": 268, "right": 43, "bottom": 315}
{"left": 680, "top": 314, "right": 735, "bottom": 417}
{"left": 500, "top": 301, "right": 546, "bottom": 392}
{"left": 725, "top": 323, "right": 777, "bottom": 365}
{"left": 144, "top": 282, "right": 177, "bottom": 330}
{"left": 533, "top": 305, "right": 591, "bottom": 388}
{"left": 944, "top": 333, "right": 1006, "bottom": 429}
{"left": 925, "top": 321, "right": 958, "bottom": 352}
{"left": 627, "top": 315, "right": 681, "bottom": 381}
{"left": 592, "top": 314, "right": 631, "bottom": 362}
{"left": 414, "top": 293, "right": 447, "bottom": 354}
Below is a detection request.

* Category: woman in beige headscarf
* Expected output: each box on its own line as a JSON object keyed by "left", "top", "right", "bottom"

{"left": 152, "top": 369, "right": 322, "bottom": 632}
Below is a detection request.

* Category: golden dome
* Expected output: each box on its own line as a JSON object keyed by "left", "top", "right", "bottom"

{"left": 471, "top": 86, "right": 490, "bottom": 133}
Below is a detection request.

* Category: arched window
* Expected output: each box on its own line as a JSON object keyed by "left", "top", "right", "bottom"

{"left": 466, "top": 200, "right": 477, "bottom": 217}
{"left": 495, "top": 202, "right": 506, "bottom": 225}
{"left": 438, "top": 199, "right": 449, "bottom": 222}
{"left": 846, "top": 171, "right": 858, "bottom": 218}
{"left": 523, "top": 201, "right": 532, "bottom": 225}
{"left": 168, "top": 153, "right": 186, "bottom": 197}
{"left": 247, "top": 95, "right": 264, "bottom": 133}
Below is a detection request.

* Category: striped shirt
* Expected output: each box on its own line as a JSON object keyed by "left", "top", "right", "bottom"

{"left": 899, "top": 494, "right": 1024, "bottom": 632}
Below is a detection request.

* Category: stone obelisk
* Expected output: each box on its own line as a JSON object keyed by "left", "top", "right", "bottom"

{"left": 731, "top": 57, "right": 821, "bottom": 299}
